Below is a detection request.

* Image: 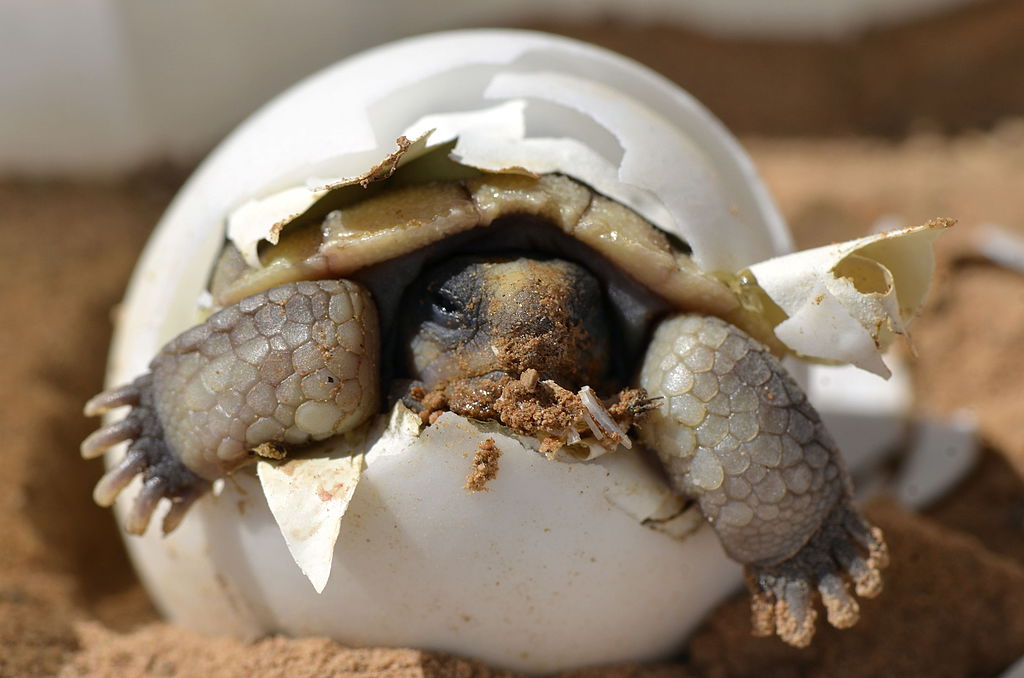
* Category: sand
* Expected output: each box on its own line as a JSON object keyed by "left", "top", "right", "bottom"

{"left": 2, "top": 125, "right": 1022, "bottom": 678}
{"left": 5, "top": 8, "right": 1024, "bottom": 676}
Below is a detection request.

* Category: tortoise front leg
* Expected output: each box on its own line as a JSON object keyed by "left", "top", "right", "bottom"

{"left": 82, "top": 280, "right": 379, "bottom": 535}
{"left": 638, "top": 314, "right": 888, "bottom": 647}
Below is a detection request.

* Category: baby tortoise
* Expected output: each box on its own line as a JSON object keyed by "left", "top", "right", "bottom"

{"left": 84, "top": 171, "right": 887, "bottom": 647}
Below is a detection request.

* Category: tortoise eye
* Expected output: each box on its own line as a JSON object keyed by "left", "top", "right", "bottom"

{"left": 428, "top": 287, "right": 468, "bottom": 328}
{"left": 431, "top": 288, "right": 462, "bottom": 315}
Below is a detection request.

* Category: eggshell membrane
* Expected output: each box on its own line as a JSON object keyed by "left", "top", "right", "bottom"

{"left": 103, "top": 30, "right": 799, "bottom": 672}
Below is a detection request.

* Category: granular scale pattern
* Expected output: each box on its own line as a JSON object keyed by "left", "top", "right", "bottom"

{"left": 639, "top": 314, "right": 887, "bottom": 647}
{"left": 640, "top": 314, "right": 844, "bottom": 565}
{"left": 152, "top": 280, "right": 380, "bottom": 480}
{"left": 81, "top": 279, "right": 379, "bottom": 535}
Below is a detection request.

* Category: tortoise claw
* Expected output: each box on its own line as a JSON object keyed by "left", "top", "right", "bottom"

{"left": 746, "top": 499, "right": 888, "bottom": 647}
{"left": 85, "top": 374, "right": 210, "bottom": 535}
{"left": 93, "top": 450, "right": 147, "bottom": 507}
{"left": 83, "top": 380, "right": 142, "bottom": 417}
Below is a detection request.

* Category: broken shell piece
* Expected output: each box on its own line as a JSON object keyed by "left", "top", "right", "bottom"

{"left": 257, "top": 439, "right": 365, "bottom": 594}
{"left": 226, "top": 134, "right": 434, "bottom": 268}
{"left": 999, "top": 654, "right": 1024, "bottom": 678}
{"left": 747, "top": 219, "right": 951, "bottom": 376}
{"left": 972, "top": 224, "right": 1024, "bottom": 274}
{"left": 893, "top": 411, "right": 978, "bottom": 509}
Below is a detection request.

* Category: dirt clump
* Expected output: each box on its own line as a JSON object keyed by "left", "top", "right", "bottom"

{"left": 464, "top": 437, "right": 501, "bottom": 491}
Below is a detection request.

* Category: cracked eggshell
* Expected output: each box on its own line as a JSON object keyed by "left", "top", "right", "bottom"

{"left": 748, "top": 219, "right": 950, "bottom": 377}
{"left": 103, "top": 30, "right": 793, "bottom": 673}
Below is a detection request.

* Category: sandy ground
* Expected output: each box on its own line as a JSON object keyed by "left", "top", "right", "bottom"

{"left": 2, "top": 124, "right": 1023, "bottom": 678}
{"left": 5, "top": 5, "right": 1024, "bottom": 673}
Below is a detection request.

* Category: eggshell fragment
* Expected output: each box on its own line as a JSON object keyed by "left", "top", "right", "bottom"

{"left": 226, "top": 134, "right": 433, "bottom": 268}
{"left": 808, "top": 361, "right": 912, "bottom": 474}
{"left": 748, "top": 219, "right": 951, "bottom": 376}
{"left": 894, "top": 411, "right": 978, "bottom": 509}
{"left": 972, "top": 224, "right": 1024, "bottom": 274}
{"left": 257, "top": 450, "right": 365, "bottom": 594}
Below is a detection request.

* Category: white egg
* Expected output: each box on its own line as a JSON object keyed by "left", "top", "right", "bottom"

{"left": 99, "top": 29, "right": 938, "bottom": 673}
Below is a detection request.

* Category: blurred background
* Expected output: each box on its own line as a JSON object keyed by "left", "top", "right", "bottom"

{"left": 3, "top": 0, "right": 1023, "bottom": 174}
{"left": 3, "top": 2, "right": 1024, "bottom": 677}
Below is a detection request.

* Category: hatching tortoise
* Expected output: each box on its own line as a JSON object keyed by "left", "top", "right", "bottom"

{"left": 82, "top": 167, "right": 886, "bottom": 647}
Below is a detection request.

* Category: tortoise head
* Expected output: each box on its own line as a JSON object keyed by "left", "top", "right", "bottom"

{"left": 400, "top": 255, "right": 611, "bottom": 392}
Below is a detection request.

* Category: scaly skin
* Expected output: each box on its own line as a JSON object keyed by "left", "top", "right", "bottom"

{"left": 82, "top": 279, "right": 379, "bottom": 535}
{"left": 639, "top": 315, "right": 888, "bottom": 647}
